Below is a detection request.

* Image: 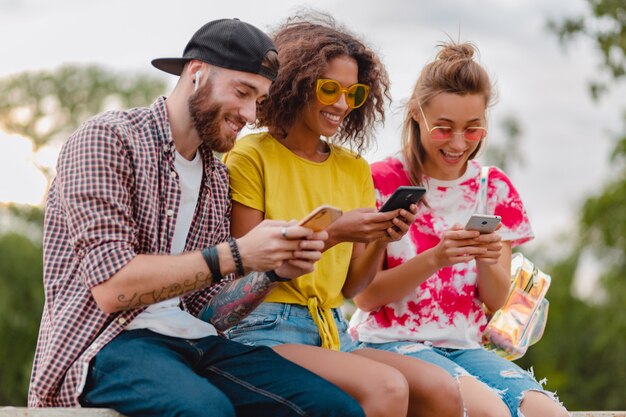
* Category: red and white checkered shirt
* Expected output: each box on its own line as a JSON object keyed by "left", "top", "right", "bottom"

{"left": 29, "top": 97, "right": 232, "bottom": 407}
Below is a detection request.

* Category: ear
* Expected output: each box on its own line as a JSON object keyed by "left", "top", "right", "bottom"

{"left": 185, "top": 60, "right": 205, "bottom": 79}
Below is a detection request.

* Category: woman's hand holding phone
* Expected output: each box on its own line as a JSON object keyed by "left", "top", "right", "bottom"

{"left": 324, "top": 208, "right": 391, "bottom": 244}
{"left": 383, "top": 205, "right": 418, "bottom": 242}
{"left": 471, "top": 226, "right": 503, "bottom": 265}
{"left": 324, "top": 205, "right": 417, "bottom": 245}
{"left": 464, "top": 214, "right": 503, "bottom": 265}
{"left": 429, "top": 224, "right": 486, "bottom": 268}
{"left": 429, "top": 221, "right": 503, "bottom": 268}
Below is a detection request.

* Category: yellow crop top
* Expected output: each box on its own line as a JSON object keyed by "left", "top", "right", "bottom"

{"left": 223, "top": 132, "right": 376, "bottom": 349}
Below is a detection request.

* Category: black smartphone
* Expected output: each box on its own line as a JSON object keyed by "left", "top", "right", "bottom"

{"left": 379, "top": 186, "right": 426, "bottom": 212}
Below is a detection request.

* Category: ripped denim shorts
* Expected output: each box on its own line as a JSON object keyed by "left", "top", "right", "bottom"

{"left": 358, "top": 341, "right": 556, "bottom": 416}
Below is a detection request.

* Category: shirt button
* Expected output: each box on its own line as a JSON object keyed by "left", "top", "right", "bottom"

{"left": 118, "top": 317, "right": 126, "bottom": 325}
{"left": 170, "top": 170, "right": 178, "bottom": 179}
{"left": 166, "top": 209, "right": 174, "bottom": 217}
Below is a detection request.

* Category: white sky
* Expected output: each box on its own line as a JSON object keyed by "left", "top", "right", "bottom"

{"left": 0, "top": 0, "right": 623, "bottom": 251}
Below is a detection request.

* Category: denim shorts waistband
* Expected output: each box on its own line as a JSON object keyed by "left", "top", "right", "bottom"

{"left": 256, "top": 302, "right": 345, "bottom": 322}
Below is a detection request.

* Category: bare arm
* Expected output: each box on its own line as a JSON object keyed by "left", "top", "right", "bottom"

{"left": 93, "top": 218, "right": 321, "bottom": 314}
{"left": 354, "top": 226, "right": 487, "bottom": 311}
{"left": 342, "top": 206, "right": 417, "bottom": 298}
{"left": 91, "top": 244, "right": 229, "bottom": 314}
{"left": 475, "top": 237, "right": 511, "bottom": 312}
{"left": 202, "top": 271, "right": 277, "bottom": 331}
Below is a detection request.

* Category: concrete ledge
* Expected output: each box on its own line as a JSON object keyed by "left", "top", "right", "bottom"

{"left": 0, "top": 408, "right": 125, "bottom": 416}
{"left": 0, "top": 408, "right": 624, "bottom": 416}
{"left": 571, "top": 414, "right": 626, "bottom": 417}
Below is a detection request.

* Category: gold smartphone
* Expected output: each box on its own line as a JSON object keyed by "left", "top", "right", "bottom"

{"left": 298, "top": 205, "right": 343, "bottom": 232}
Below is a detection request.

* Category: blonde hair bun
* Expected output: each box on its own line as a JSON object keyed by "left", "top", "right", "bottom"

{"left": 436, "top": 42, "right": 476, "bottom": 61}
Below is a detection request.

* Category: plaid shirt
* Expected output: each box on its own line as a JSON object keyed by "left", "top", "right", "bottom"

{"left": 29, "top": 97, "right": 232, "bottom": 407}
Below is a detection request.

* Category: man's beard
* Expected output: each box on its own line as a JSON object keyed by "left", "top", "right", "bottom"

{"left": 188, "top": 78, "right": 240, "bottom": 153}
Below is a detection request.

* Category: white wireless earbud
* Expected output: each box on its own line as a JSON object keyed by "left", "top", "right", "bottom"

{"left": 194, "top": 71, "right": 201, "bottom": 93}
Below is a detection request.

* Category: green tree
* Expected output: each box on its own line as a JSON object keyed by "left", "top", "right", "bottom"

{"left": 0, "top": 64, "right": 166, "bottom": 182}
{"left": 0, "top": 65, "right": 166, "bottom": 405}
{"left": 517, "top": 0, "right": 626, "bottom": 410}
{"left": 0, "top": 231, "right": 43, "bottom": 405}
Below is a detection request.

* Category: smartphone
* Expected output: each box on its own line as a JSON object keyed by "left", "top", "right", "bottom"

{"left": 465, "top": 213, "right": 501, "bottom": 233}
{"left": 379, "top": 186, "right": 426, "bottom": 212}
{"left": 298, "top": 205, "right": 343, "bottom": 232}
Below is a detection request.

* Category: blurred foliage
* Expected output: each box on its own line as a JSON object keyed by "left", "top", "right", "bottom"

{"left": 516, "top": 0, "right": 626, "bottom": 410}
{"left": 6, "top": 204, "right": 45, "bottom": 230}
{"left": 483, "top": 116, "right": 525, "bottom": 173}
{"left": 0, "top": 64, "right": 166, "bottom": 150}
{"left": 0, "top": 65, "right": 165, "bottom": 405}
{"left": 0, "top": 64, "right": 166, "bottom": 185}
{"left": 0, "top": 231, "right": 43, "bottom": 406}
{"left": 548, "top": 0, "right": 626, "bottom": 100}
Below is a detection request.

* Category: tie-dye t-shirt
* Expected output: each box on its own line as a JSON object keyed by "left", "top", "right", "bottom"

{"left": 349, "top": 156, "right": 534, "bottom": 349}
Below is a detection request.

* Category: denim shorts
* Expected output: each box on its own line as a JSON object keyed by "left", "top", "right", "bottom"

{"left": 359, "top": 341, "right": 550, "bottom": 416}
{"left": 225, "top": 302, "right": 359, "bottom": 352}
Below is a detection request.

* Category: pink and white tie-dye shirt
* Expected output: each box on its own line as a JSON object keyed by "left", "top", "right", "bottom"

{"left": 350, "top": 156, "right": 534, "bottom": 349}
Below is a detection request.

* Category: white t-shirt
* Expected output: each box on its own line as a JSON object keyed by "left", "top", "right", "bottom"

{"left": 350, "top": 157, "right": 533, "bottom": 349}
{"left": 126, "top": 150, "right": 217, "bottom": 338}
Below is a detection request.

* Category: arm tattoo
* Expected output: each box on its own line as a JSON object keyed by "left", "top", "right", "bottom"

{"left": 115, "top": 271, "right": 212, "bottom": 311}
{"left": 200, "top": 271, "right": 276, "bottom": 331}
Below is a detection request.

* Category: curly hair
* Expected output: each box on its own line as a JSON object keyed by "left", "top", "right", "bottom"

{"left": 257, "top": 11, "right": 391, "bottom": 155}
{"left": 401, "top": 41, "right": 495, "bottom": 186}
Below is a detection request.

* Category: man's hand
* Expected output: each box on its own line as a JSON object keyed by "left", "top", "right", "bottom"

{"left": 274, "top": 231, "right": 328, "bottom": 279}
{"left": 236, "top": 220, "right": 325, "bottom": 274}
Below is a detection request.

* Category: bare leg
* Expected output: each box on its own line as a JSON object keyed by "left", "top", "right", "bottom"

{"left": 352, "top": 347, "right": 464, "bottom": 417}
{"left": 273, "top": 344, "right": 409, "bottom": 417}
{"left": 519, "top": 391, "right": 569, "bottom": 417}
{"left": 458, "top": 375, "right": 510, "bottom": 417}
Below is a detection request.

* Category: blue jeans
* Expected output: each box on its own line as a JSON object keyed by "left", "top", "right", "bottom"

{"left": 80, "top": 329, "right": 364, "bottom": 417}
{"left": 360, "top": 341, "right": 545, "bottom": 416}
{"left": 225, "top": 302, "right": 359, "bottom": 352}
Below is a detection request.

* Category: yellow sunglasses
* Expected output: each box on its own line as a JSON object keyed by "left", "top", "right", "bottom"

{"left": 315, "top": 79, "right": 370, "bottom": 109}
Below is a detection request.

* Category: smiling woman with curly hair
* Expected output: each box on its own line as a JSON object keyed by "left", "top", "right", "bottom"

{"left": 207, "top": 11, "right": 464, "bottom": 417}
{"left": 257, "top": 12, "right": 389, "bottom": 155}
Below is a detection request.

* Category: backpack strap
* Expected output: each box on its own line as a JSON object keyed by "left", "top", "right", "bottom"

{"left": 478, "top": 165, "right": 491, "bottom": 214}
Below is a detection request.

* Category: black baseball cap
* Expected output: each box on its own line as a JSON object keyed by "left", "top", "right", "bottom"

{"left": 152, "top": 18, "right": 277, "bottom": 81}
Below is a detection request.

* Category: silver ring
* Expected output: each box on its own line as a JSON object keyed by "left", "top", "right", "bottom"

{"left": 281, "top": 227, "right": 288, "bottom": 239}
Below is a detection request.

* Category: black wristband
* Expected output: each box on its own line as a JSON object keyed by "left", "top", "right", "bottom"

{"left": 266, "top": 270, "right": 290, "bottom": 282}
{"left": 201, "top": 246, "right": 223, "bottom": 284}
{"left": 227, "top": 237, "right": 245, "bottom": 277}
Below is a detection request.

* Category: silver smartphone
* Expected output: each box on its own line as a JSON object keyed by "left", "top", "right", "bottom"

{"left": 465, "top": 214, "right": 501, "bottom": 233}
